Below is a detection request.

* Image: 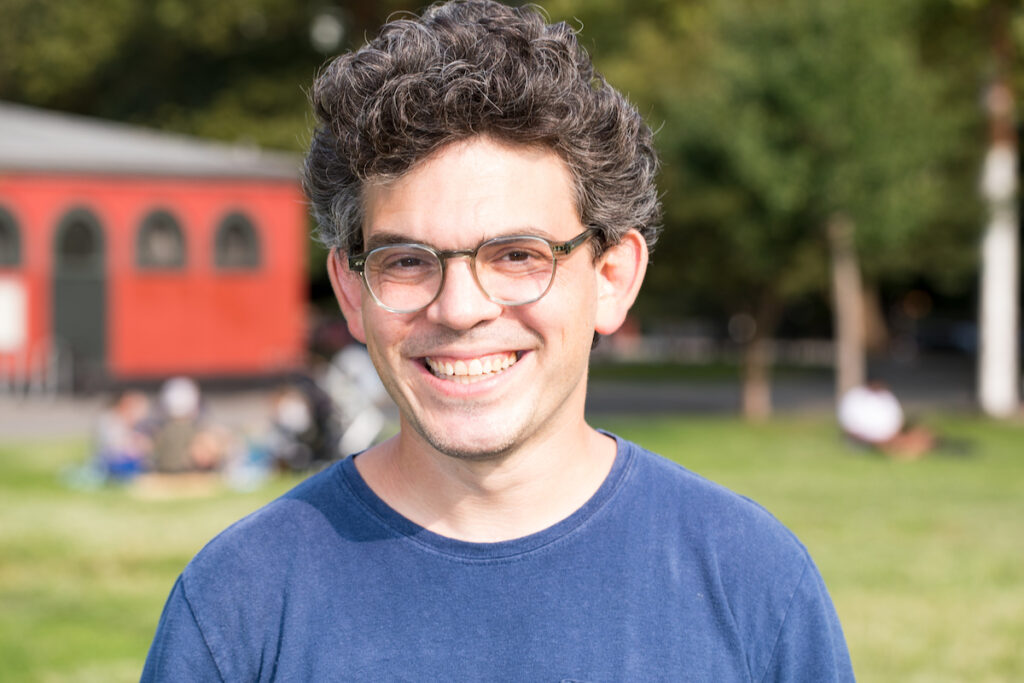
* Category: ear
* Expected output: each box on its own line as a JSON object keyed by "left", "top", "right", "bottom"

{"left": 327, "top": 249, "right": 368, "bottom": 343}
{"left": 594, "top": 229, "right": 648, "bottom": 336}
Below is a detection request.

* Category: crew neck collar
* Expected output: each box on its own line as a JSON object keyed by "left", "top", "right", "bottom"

{"left": 335, "top": 431, "right": 634, "bottom": 561}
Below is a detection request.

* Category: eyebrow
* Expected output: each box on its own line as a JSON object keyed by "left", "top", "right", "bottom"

{"left": 363, "top": 232, "right": 419, "bottom": 251}
{"left": 363, "top": 227, "right": 558, "bottom": 252}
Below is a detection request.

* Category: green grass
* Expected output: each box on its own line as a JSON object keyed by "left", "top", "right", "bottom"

{"left": 2, "top": 416, "right": 1023, "bottom": 681}
{"left": 0, "top": 441, "right": 302, "bottom": 683}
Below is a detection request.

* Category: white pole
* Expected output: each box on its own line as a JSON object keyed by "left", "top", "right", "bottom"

{"left": 978, "top": 140, "right": 1020, "bottom": 418}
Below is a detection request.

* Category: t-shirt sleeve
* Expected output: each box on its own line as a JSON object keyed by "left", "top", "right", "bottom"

{"left": 141, "top": 575, "right": 224, "bottom": 682}
{"left": 759, "top": 560, "right": 855, "bottom": 682}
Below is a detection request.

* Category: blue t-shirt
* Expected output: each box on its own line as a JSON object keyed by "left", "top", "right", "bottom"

{"left": 142, "top": 434, "right": 854, "bottom": 681}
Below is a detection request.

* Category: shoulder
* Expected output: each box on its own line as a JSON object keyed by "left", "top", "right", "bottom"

{"left": 614, "top": 435, "right": 814, "bottom": 587}
{"left": 621, "top": 437, "right": 804, "bottom": 544}
{"left": 614, "top": 436, "right": 853, "bottom": 678}
{"left": 168, "top": 462, "right": 367, "bottom": 674}
{"left": 182, "top": 461, "right": 355, "bottom": 586}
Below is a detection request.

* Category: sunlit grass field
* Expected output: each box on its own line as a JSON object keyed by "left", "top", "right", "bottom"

{"left": 1, "top": 415, "right": 1022, "bottom": 681}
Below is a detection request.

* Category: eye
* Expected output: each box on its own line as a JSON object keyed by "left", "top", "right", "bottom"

{"left": 387, "top": 255, "right": 428, "bottom": 269}
{"left": 487, "top": 241, "right": 549, "bottom": 262}
{"left": 482, "top": 240, "right": 553, "bottom": 277}
{"left": 369, "top": 247, "right": 437, "bottom": 280}
{"left": 500, "top": 249, "right": 535, "bottom": 263}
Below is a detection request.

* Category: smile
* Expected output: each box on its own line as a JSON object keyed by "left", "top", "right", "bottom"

{"left": 424, "top": 352, "right": 520, "bottom": 384}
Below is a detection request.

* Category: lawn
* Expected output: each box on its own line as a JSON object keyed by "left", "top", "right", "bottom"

{"left": 1, "top": 415, "right": 1022, "bottom": 681}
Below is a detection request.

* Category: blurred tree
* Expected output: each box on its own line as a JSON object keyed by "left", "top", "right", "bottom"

{"left": 673, "top": 0, "right": 978, "bottom": 418}
{"left": 555, "top": 0, "right": 978, "bottom": 419}
{"left": 0, "top": 0, "right": 416, "bottom": 151}
{"left": 851, "top": 0, "right": 1023, "bottom": 417}
{"left": 969, "top": 0, "right": 1020, "bottom": 417}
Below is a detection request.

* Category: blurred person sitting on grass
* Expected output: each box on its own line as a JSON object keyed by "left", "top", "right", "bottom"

{"left": 92, "top": 390, "right": 152, "bottom": 482}
{"left": 142, "top": 2, "right": 854, "bottom": 680}
{"left": 838, "top": 380, "right": 937, "bottom": 460}
{"left": 258, "top": 383, "right": 337, "bottom": 472}
{"left": 149, "top": 376, "right": 227, "bottom": 474}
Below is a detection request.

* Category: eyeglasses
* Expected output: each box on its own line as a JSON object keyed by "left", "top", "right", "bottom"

{"left": 348, "top": 227, "right": 598, "bottom": 313}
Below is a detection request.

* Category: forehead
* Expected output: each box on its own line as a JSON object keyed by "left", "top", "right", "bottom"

{"left": 361, "top": 137, "right": 580, "bottom": 248}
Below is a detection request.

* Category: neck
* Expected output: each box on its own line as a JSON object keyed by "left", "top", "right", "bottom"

{"left": 354, "top": 419, "right": 617, "bottom": 543}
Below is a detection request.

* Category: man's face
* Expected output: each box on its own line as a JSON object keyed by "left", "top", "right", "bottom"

{"left": 339, "top": 137, "right": 602, "bottom": 460}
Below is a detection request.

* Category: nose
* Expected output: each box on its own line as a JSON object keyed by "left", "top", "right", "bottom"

{"left": 423, "top": 257, "right": 503, "bottom": 330}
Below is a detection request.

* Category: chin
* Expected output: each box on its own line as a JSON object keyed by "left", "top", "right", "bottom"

{"left": 414, "top": 419, "right": 524, "bottom": 462}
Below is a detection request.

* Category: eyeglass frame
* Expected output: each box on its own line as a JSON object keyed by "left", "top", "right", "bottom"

{"left": 347, "top": 227, "right": 600, "bottom": 313}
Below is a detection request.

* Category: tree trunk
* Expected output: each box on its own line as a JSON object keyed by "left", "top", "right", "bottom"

{"left": 862, "top": 284, "right": 889, "bottom": 354}
{"left": 741, "top": 333, "right": 772, "bottom": 421}
{"left": 740, "top": 295, "right": 781, "bottom": 421}
{"left": 978, "top": 146, "right": 1020, "bottom": 417}
{"left": 978, "top": 2, "right": 1020, "bottom": 418}
{"left": 828, "top": 213, "right": 866, "bottom": 405}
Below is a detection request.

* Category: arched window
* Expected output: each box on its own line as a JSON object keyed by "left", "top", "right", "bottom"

{"left": 55, "top": 209, "right": 105, "bottom": 271}
{"left": 137, "top": 210, "right": 186, "bottom": 269}
{"left": 214, "top": 212, "right": 261, "bottom": 269}
{"left": 0, "top": 206, "right": 21, "bottom": 267}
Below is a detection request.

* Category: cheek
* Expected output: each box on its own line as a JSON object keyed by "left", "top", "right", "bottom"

{"left": 535, "top": 274, "right": 598, "bottom": 347}
{"left": 564, "top": 268, "right": 599, "bottom": 322}
{"left": 361, "top": 311, "right": 403, "bottom": 364}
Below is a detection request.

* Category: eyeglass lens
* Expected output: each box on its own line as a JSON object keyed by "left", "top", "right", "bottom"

{"left": 363, "top": 236, "right": 556, "bottom": 312}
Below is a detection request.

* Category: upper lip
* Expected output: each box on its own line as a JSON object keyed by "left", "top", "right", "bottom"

{"left": 414, "top": 346, "right": 525, "bottom": 359}
{"left": 421, "top": 351, "right": 518, "bottom": 360}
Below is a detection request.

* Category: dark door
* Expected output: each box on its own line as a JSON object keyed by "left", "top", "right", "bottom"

{"left": 53, "top": 209, "right": 107, "bottom": 391}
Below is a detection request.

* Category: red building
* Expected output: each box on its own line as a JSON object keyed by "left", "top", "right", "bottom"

{"left": 0, "top": 102, "right": 307, "bottom": 391}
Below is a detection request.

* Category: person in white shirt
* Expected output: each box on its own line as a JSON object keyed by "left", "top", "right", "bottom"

{"left": 838, "top": 381, "right": 935, "bottom": 459}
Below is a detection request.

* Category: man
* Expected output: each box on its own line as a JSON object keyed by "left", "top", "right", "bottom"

{"left": 143, "top": 1, "right": 854, "bottom": 680}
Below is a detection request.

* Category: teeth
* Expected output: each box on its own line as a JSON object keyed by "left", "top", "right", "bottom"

{"left": 425, "top": 352, "right": 519, "bottom": 382}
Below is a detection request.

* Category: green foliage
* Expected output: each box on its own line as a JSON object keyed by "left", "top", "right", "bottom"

{"left": 668, "top": 0, "right": 971, "bottom": 314}
{"left": 0, "top": 0, "right": 416, "bottom": 151}
{"left": 552, "top": 0, "right": 989, "bottom": 323}
{"left": 0, "top": 0, "right": 138, "bottom": 102}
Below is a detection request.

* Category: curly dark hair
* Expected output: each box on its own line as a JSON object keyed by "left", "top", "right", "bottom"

{"left": 303, "top": 0, "right": 661, "bottom": 256}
